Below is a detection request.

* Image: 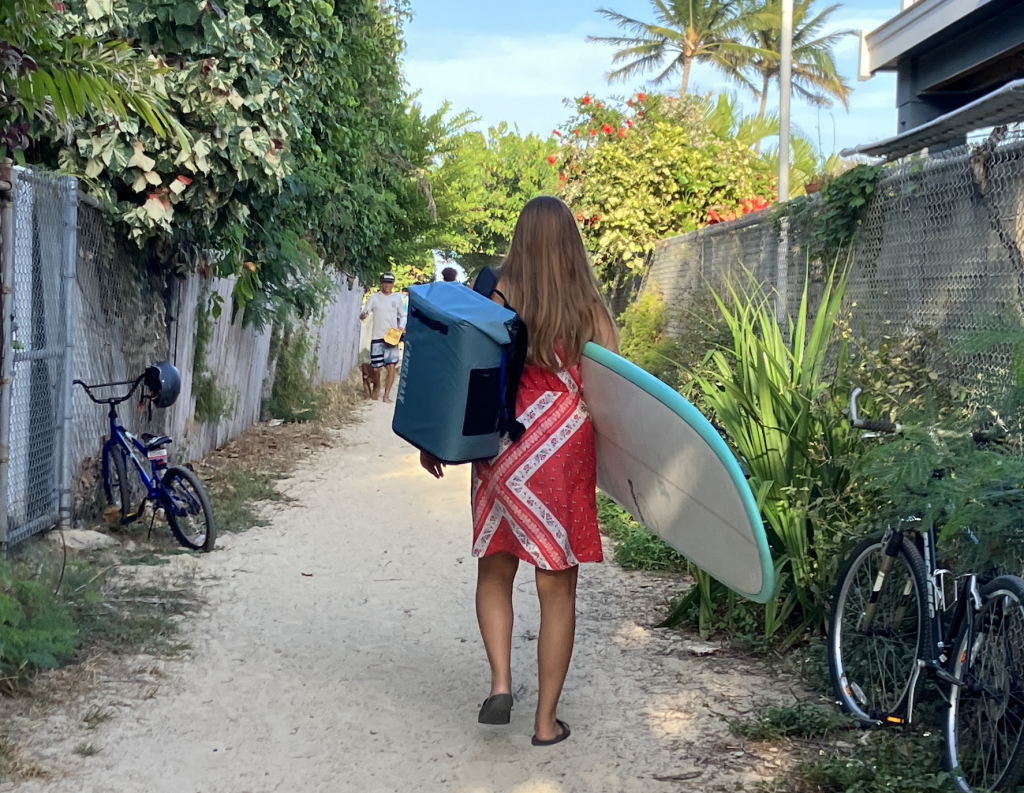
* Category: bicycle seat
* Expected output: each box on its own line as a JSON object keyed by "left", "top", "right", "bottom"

{"left": 140, "top": 434, "right": 172, "bottom": 450}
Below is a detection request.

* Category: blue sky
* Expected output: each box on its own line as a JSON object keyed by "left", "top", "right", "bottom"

{"left": 402, "top": 0, "right": 901, "bottom": 155}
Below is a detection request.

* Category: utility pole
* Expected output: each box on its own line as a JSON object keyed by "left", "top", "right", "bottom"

{"left": 776, "top": 0, "right": 794, "bottom": 322}
{"left": 778, "top": 0, "right": 792, "bottom": 204}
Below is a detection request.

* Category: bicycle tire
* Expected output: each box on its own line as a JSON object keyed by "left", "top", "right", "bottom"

{"left": 945, "top": 574, "right": 1024, "bottom": 792}
{"left": 161, "top": 466, "right": 216, "bottom": 552}
{"left": 828, "top": 532, "right": 931, "bottom": 726}
{"left": 103, "top": 444, "right": 134, "bottom": 523}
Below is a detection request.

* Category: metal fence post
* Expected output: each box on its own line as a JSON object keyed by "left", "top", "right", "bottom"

{"left": 775, "top": 215, "right": 790, "bottom": 324}
{"left": 0, "top": 159, "right": 14, "bottom": 546}
{"left": 58, "top": 178, "right": 77, "bottom": 528}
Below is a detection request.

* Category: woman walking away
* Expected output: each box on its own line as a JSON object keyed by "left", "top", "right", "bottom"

{"left": 419, "top": 196, "right": 618, "bottom": 746}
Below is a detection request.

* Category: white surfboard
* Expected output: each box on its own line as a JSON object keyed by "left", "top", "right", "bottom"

{"left": 581, "top": 343, "right": 774, "bottom": 603}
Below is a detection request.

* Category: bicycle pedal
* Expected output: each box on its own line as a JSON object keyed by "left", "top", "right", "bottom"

{"left": 884, "top": 716, "right": 906, "bottom": 725}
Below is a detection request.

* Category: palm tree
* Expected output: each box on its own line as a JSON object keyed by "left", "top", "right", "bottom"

{"left": 1, "top": 0, "right": 183, "bottom": 155}
{"left": 704, "top": 92, "right": 832, "bottom": 197}
{"left": 738, "top": 0, "right": 853, "bottom": 118}
{"left": 588, "top": 0, "right": 756, "bottom": 95}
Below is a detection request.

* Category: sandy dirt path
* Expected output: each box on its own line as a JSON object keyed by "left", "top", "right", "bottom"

{"left": 5, "top": 401, "right": 795, "bottom": 792}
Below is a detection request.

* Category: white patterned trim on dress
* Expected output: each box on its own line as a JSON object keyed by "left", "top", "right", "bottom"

{"left": 472, "top": 367, "right": 589, "bottom": 570}
{"left": 503, "top": 404, "right": 588, "bottom": 568}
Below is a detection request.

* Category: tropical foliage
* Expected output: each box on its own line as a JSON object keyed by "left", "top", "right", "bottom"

{"left": 694, "top": 264, "right": 852, "bottom": 637}
{"left": 589, "top": 0, "right": 750, "bottom": 94}
{"left": 433, "top": 123, "right": 560, "bottom": 275}
{"left": 0, "top": 0, "right": 179, "bottom": 157}
{"left": 589, "top": 0, "right": 852, "bottom": 118}
{"left": 554, "top": 92, "right": 774, "bottom": 284}
{"left": 736, "top": 0, "right": 852, "bottom": 117}
{"left": 23, "top": 0, "right": 441, "bottom": 325}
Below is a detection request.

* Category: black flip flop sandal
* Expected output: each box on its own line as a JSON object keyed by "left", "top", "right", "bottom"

{"left": 478, "top": 693, "right": 513, "bottom": 725}
{"left": 532, "top": 719, "right": 570, "bottom": 746}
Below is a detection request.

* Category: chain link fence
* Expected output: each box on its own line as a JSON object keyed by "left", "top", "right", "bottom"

{"left": 0, "top": 165, "right": 363, "bottom": 548}
{"left": 0, "top": 167, "right": 77, "bottom": 545}
{"left": 644, "top": 134, "right": 1024, "bottom": 395}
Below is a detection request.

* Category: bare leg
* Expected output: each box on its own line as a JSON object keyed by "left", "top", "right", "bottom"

{"left": 534, "top": 565, "right": 579, "bottom": 741}
{"left": 369, "top": 367, "right": 380, "bottom": 401}
{"left": 476, "top": 553, "right": 519, "bottom": 697}
{"left": 382, "top": 364, "right": 397, "bottom": 402}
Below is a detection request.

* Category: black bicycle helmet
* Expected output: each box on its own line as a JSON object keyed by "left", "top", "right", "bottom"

{"left": 145, "top": 362, "right": 181, "bottom": 409}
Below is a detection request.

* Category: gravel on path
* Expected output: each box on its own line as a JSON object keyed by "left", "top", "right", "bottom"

{"left": 4, "top": 401, "right": 794, "bottom": 792}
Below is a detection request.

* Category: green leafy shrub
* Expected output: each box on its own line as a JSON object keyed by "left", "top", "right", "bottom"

{"left": 782, "top": 164, "right": 884, "bottom": 260}
{"left": 0, "top": 562, "right": 78, "bottom": 683}
{"left": 556, "top": 93, "right": 775, "bottom": 285}
{"left": 266, "top": 321, "right": 324, "bottom": 423}
{"left": 618, "top": 292, "right": 682, "bottom": 387}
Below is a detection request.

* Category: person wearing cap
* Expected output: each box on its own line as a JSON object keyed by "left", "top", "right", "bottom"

{"left": 360, "top": 272, "right": 406, "bottom": 402}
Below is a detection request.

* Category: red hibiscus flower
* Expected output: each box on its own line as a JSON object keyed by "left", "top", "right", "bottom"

{"left": 601, "top": 124, "right": 613, "bottom": 135}
{"left": 547, "top": 155, "right": 557, "bottom": 165}
{"left": 596, "top": 101, "right": 603, "bottom": 108}
{"left": 626, "top": 119, "right": 633, "bottom": 129}
{"left": 591, "top": 214, "right": 601, "bottom": 224}
{"left": 576, "top": 211, "right": 584, "bottom": 221}
{"left": 590, "top": 129, "right": 597, "bottom": 136}
{"left": 552, "top": 130, "right": 561, "bottom": 137}
{"left": 636, "top": 92, "right": 646, "bottom": 101}
{"left": 626, "top": 99, "right": 633, "bottom": 108}
{"left": 574, "top": 129, "right": 581, "bottom": 136}
{"left": 618, "top": 128, "right": 627, "bottom": 138}
{"left": 582, "top": 95, "right": 592, "bottom": 106}
{"left": 707, "top": 209, "right": 722, "bottom": 224}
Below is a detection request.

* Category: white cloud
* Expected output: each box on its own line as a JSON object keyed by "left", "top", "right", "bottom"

{"left": 404, "top": 28, "right": 636, "bottom": 134}
{"left": 403, "top": 16, "right": 899, "bottom": 154}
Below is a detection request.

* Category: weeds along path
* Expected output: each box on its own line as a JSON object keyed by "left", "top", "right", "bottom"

{"left": 9, "top": 402, "right": 795, "bottom": 793}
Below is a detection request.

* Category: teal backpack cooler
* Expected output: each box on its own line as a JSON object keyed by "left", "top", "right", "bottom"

{"left": 393, "top": 282, "right": 526, "bottom": 464}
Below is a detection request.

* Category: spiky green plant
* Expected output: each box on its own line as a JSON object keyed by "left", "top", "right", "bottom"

{"left": 696, "top": 262, "right": 850, "bottom": 633}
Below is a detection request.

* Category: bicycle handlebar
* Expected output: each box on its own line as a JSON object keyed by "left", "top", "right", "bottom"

{"left": 853, "top": 418, "right": 902, "bottom": 434}
{"left": 849, "top": 387, "right": 903, "bottom": 434}
{"left": 73, "top": 374, "right": 145, "bottom": 405}
{"left": 848, "top": 387, "right": 1008, "bottom": 443}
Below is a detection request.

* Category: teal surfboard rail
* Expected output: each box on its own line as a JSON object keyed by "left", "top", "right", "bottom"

{"left": 583, "top": 342, "right": 776, "bottom": 604}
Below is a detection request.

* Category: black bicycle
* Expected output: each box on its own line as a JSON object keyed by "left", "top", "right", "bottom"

{"left": 75, "top": 363, "right": 216, "bottom": 552}
{"left": 828, "top": 388, "right": 1024, "bottom": 792}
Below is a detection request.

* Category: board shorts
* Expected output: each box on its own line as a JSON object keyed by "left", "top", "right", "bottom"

{"left": 370, "top": 339, "right": 399, "bottom": 368}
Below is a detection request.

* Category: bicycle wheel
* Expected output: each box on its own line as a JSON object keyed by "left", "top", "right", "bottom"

{"left": 161, "top": 466, "right": 216, "bottom": 552}
{"left": 103, "top": 444, "right": 137, "bottom": 523}
{"left": 945, "top": 575, "right": 1024, "bottom": 792}
{"left": 828, "top": 532, "right": 930, "bottom": 726}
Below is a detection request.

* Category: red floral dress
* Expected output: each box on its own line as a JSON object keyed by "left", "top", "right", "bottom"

{"left": 471, "top": 359, "right": 603, "bottom": 570}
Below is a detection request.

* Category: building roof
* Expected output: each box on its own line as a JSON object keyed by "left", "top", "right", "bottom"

{"left": 859, "top": 0, "right": 997, "bottom": 79}
{"left": 841, "top": 77, "right": 1024, "bottom": 158}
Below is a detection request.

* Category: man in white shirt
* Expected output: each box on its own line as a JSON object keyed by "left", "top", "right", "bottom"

{"left": 360, "top": 271, "right": 406, "bottom": 403}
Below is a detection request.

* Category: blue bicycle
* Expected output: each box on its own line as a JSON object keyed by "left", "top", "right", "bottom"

{"left": 74, "top": 363, "right": 216, "bottom": 552}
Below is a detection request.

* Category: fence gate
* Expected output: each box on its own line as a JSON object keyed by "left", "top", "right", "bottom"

{"left": 0, "top": 167, "right": 77, "bottom": 547}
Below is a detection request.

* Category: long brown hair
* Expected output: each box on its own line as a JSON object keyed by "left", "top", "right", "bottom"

{"left": 499, "top": 196, "right": 615, "bottom": 371}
